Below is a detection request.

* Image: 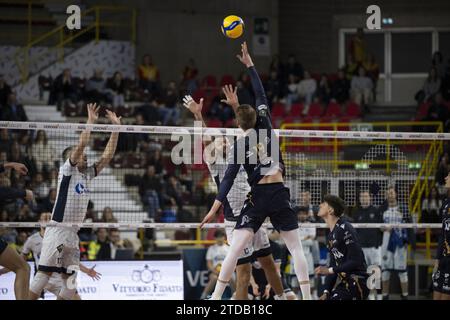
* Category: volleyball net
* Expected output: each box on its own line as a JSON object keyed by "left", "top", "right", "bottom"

{"left": 0, "top": 120, "right": 448, "bottom": 233}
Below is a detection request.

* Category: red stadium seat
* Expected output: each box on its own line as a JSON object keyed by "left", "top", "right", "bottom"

{"left": 202, "top": 75, "right": 217, "bottom": 88}
{"left": 192, "top": 88, "right": 206, "bottom": 102}
{"left": 271, "top": 102, "right": 285, "bottom": 119}
{"left": 307, "top": 103, "right": 323, "bottom": 118}
{"left": 416, "top": 102, "right": 431, "bottom": 119}
{"left": 346, "top": 102, "right": 362, "bottom": 118}
{"left": 220, "top": 74, "right": 236, "bottom": 87}
{"left": 324, "top": 101, "right": 341, "bottom": 118}
{"left": 290, "top": 103, "right": 303, "bottom": 117}
{"left": 207, "top": 119, "right": 223, "bottom": 127}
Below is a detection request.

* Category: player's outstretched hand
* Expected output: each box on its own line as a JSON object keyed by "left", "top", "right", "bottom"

{"left": 220, "top": 85, "right": 239, "bottom": 109}
{"left": 236, "top": 41, "right": 254, "bottom": 68}
{"left": 86, "top": 264, "right": 102, "bottom": 281}
{"left": 4, "top": 162, "right": 28, "bottom": 175}
{"left": 87, "top": 103, "right": 100, "bottom": 124}
{"left": 105, "top": 109, "right": 122, "bottom": 125}
{"left": 183, "top": 95, "right": 203, "bottom": 116}
{"left": 200, "top": 209, "right": 216, "bottom": 229}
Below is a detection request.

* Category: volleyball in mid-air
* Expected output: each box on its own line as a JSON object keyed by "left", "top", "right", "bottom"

{"left": 221, "top": 15, "right": 244, "bottom": 39}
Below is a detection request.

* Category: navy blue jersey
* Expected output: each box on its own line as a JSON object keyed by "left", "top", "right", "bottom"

{"left": 437, "top": 197, "right": 450, "bottom": 259}
{"left": 324, "top": 218, "right": 368, "bottom": 292}
{"left": 216, "top": 66, "right": 284, "bottom": 203}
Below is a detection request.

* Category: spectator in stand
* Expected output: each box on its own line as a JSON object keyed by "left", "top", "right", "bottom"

{"left": 285, "top": 54, "right": 304, "bottom": 81}
{"left": 162, "top": 175, "right": 183, "bottom": 209}
{"left": 0, "top": 74, "right": 12, "bottom": 107}
{"left": 14, "top": 204, "right": 35, "bottom": 225}
{"left": 31, "top": 172, "right": 49, "bottom": 201}
{"left": 435, "top": 153, "right": 450, "bottom": 188}
{"left": 30, "top": 130, "right": 56, "bottom": 173}
{"left": 102, "top": 229, "right": 133, "bottom": 260}
{"left": 38, "top": 188, "right": 56, "bottom": 213}
{"left": 138, "top": 54, "right": 160, "bottom": 96}
{"left": 421, "top": 67, "right": 442, "bottom": 103}
{"left": 284, "top": 74, "right": 299, "bottom": 112}
{"left": 331, "top": 69, "right": 350, "bottom": 104}
{"left": 298, "top": 70, "right": 317, "bottom": 111}
{"left": 160, "top": 81, "right": 180, "bottom": 125}
{"left": 88, "top": 228, "right": 110, "bottom": 260}
{"left": 9, "top": 142, "right": 32, "bottom": 173}
{"left": 18, "top": 134, "right": 32, "bottom": 160}
{"left": 349, "top": 27, "right": 367, "bottom": 64}
{"left": 100, "top": 207, "right": 118, "bottom": 223}
{"left": 0, "top": 92, "right": 28, "bottom": 122}
{"left": 139, "top": 165, "right": 162, "bottom": 220}
{"left": 50, "top": 68, "right": 77, "bottom": 108}
{"left": 432, "top": 51, "right": 446, "bottom": 79}
{"left": 316, "top": 73, "right": 331, "bottom": 105}
{"left": 181, "top": 58, "right": 198, "bottom": 95}
{"left": 146, "top": 149, "right": 164, "bottom": 175}
{"left": 106, "top": 71, "right": 126, "bottom": 108}
{"left": 270, "top": 54, "right": 285, "bottom": 78}
{"left": 363, "top": 54, "right": 380, "bottom": 102}
{"left": 265, "top": 70, "right": 283, "bottom": 106}
{"left": 48, "top": 168, "right": 58, "bottom": 189}
{"left": 351, "top": 66, "right": 373, "bottom": 106}
{"left": 424, "top": 92, "right": 450, "bottom": 131}
{"left": 9, "top": 230, "right": 28, "bottom": 254}
{"left": 79, "top": 200, "right": 95, "bottom": 241}
{"left": 209, "top": 96, "right": 233, "bottom": 124}
{"left": 421, "top": 186, "right": 442, "bottom": 223}
{"left": 344, "top": 55, "right": 358, "bottom": 80}
{"left": 137, "top": 98, "right": 162, "bottom": 125}
{"left": 85, "top": 69, "right": 108, "bottom": 103}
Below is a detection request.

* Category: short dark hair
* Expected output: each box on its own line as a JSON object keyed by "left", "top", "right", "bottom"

{"left": 214, "top": 229, "right": 225, "bottom": 239}
{"left": 236, "top": 105, "right": 256, "bottom": 131}
{"left": 62, "top": 146, "right": 74, "bottom": 161}
{"left": 323, "top": 194, "right": 346, "bottom": 217}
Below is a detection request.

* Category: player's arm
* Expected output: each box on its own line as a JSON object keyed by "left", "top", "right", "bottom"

{"left": 95, "top": 110, "right": 122, "bottom": 175}
{"left": 71, "top": 103, "right": 100, "bottom": 165}
{"left": 79, "top": 263, "right": 102, "bottom": 280}
{"left": 237, "top": 42, "right": 270, "bottom": 113}
{"left": 1, "top": 162, "right": 28, "bottom": 175}
{"left": 200, "top": 162, "right": 240, "bottom": 228}
{"left": 0, "top": 162, "right": 33, "bottom": 201}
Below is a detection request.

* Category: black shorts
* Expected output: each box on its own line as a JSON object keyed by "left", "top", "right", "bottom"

{"left": 0, "top": 238, "right": 7, "bottom": 255}
{"left": 329, "top": 276, "right": 369, "bottom": 300}
{"left": 235, "top": 183, "right": 298, "bottom": 233}
{"left": 433, "top": 258, "right": 450, "bottom": 294}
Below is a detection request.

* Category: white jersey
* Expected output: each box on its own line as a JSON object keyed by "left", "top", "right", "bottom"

{"left": 206, "top": 244, "right": 229, "bottom": 268}
{"left": 51, "top": 159, "right": 96, "bottom": 226}
{"left": 382, "top": 206, "right": 407, "bottom": 250}
{"left": 21, "top": 231, "right": 44, "bottom": 268}
{"left": 207, "top": 158, "right": 250, "bottom": 219}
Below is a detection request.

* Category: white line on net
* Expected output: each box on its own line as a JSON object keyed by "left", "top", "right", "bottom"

{"left": 0, "top": 222, "right": 441, "bottom": 229}
{"left": 1, "top": 121, "right": 449, "bottom": 140}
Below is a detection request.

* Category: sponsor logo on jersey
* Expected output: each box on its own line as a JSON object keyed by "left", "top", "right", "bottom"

{"left": 75, "top": 183, "right": 88, "bottom": 195}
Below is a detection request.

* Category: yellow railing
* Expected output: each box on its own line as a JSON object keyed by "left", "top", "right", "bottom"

{"left": 11, "top": 4, "right": 136, "bottom": 83}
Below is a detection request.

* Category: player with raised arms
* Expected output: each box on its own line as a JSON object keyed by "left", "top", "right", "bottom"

{"left": 183, "top": 85, "right": 287, "bottom": 300}
{"left": 200, "top": 42, "right": 311, "bottom": 300}
{"left": 28, "top": 103, "right": 121, "bottom": 300}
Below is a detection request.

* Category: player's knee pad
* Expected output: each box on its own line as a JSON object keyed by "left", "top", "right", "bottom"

{"left": 398, "top": 271, "right": 408, "bottom": 283}
{"left": 381, "top": 270, "right": 391, "bottom": 281}
{"left": 30, "top": 272, "right": 50, "bottom": 295}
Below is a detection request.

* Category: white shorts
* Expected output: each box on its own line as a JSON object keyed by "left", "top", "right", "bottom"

{"left": 44, "top": 274, "right": 65, "bottom": 296}
{"left": 363, "top": 247, "right": 381, "bottom": 267}
{"left": 38, "top": 226, "right": 80, "bottom": 275}
{"left": 225, "top": 219, "right": 271, "bottom": 265}
{"left": 381, "top": 246, "right": 407, "bottom": 272}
